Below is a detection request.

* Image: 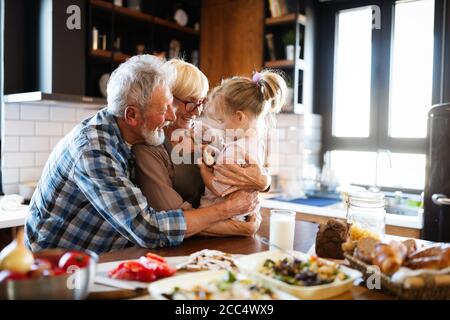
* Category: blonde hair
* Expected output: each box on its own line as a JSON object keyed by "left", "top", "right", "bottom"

{"left": 209, "top": 70, "right": 287, "bottom": 118}
{"left": 166, "top": 59, "right": 209, "bottom": 101}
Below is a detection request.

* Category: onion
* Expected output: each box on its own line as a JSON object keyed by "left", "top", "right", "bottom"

{"left": 0, "top": 229, "right": 34, "bottom": 274}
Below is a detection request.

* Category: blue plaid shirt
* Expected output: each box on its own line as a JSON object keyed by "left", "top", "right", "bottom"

{"left": 25, "top": 108, "right": 186, "bottom": 253}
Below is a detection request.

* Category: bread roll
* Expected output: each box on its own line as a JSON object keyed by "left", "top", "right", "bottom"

{"left": 355, "top": 237, "right": 380, "bottom": 263}
{"left": 372, "top": 241, "right": 407, "bottom": 275}
{"left": 407, "top": 246, "right": 450, "bottom": 270}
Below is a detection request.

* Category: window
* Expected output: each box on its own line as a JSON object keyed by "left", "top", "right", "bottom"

{"left": 333, "top": 7, "right": 373, "bottom": 137}
{"left": 389, "top": 0, "right": 435, "bottom": 138}
{"left": 318, "top": 0, "right": 438, "bottom": 192}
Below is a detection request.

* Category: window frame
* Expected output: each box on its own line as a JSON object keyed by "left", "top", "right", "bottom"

{"left": 316, "top": 0, "right": 445, "bottom": 192}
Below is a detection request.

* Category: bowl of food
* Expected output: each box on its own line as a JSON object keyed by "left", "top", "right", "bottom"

{"left": 149, "top": 270, "right": 298, "bottom": 300}
{"left": 235, "top": 250, "right": 361, "bottom": 299}
{"left": 0, "top": 231, "right": 97, "bottom": 300}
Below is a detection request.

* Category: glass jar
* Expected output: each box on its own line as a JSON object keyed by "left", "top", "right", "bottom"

{"left": 347, "top": 191, "right": 386, "bottom": 238}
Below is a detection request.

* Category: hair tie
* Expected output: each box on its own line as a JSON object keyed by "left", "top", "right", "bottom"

{"left": 252, "top": 72, "right": 262, "bottom": 86}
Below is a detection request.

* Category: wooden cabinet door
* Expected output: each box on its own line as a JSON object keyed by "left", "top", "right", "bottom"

{"left": 200, "top": 0, "right": 264, "bottom": 87}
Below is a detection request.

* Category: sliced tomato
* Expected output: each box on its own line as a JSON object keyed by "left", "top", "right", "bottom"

{"left": 145, "top": 252, "right": 166, "bottom": 263}
{"left": 108, "top": 252, "right": 175, "bottom": 282}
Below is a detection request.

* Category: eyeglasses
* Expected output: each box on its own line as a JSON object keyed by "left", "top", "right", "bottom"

{"left": 174, "top": 96, "right": 207, "bottom": 113}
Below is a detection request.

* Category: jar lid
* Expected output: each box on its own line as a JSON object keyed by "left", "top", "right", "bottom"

{"left": 349, "top": 191, "right": 385, "bottom": 208}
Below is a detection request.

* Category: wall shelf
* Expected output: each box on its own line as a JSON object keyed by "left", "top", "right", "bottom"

{"left": 265, "top": 13, "right": 306, "bottom": 26}
{"left": 90, "top": 49, "right": 130, "bottom": 64}
{"left": 90, "top": 0, "right": 199, "bottom": 37}
{"left": 264, "top": 59, "right": 294, "bottom": 68}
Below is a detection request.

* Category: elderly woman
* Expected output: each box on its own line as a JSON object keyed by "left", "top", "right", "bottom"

{"left": 133, "top": 59, "right": 270, "bottom": 237}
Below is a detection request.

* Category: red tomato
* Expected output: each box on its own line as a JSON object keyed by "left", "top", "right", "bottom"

{"left": 58, "top": 251, "right": 90, "bottom": 271}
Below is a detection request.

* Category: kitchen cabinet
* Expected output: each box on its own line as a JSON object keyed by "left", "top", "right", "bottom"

{"left": 200, "top": 0, "right": 265, "bottom": 87}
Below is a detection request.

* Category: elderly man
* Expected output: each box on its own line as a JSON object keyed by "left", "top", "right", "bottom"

{"left": 25, "top": 55, "right": 258, "bottom": 253}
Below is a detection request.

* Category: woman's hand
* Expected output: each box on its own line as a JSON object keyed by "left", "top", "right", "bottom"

{"left": 213, "top": 152, "right": 271, "bottom": 196}
{"left": 221, "top": 190, "right": 259, "bottom": 219}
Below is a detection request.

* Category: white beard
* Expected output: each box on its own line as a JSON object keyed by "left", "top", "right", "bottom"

{"left": 142, "top": 127, "right": 165, "bottom": 146}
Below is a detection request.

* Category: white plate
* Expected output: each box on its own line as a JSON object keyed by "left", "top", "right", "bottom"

{"left": 94, "top": 256, "right": 189, "bottom": 291}
{"left": 235, "top": 250, "right": 362, "bottom": 300}
{"left": 148, "top": 270, "right": 298, "bottom": 300}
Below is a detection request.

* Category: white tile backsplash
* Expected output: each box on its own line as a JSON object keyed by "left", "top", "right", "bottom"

{"left": 2, "top": 101, "right": 102, "bottom": 194}
{"left": 4, "top": 103, "right": 20, "bottom": 120}
{"left": 4, "top": 120, "right": 35, "bottom": 136}
{"left": 2, "top": 168, "right": 19, "bottom": 184}
{"left": 2, "top": 136, "right": 20, "bottom": 152}
{"left": 35, "top": 152, "right": 51, "bottom": 167}
{"left": 20, "top": 137, "right": 49, "bottom": 151}
{"left": 50, "top": 107, "right": 77, "bottom": 122}
{"left": 77, "top": 109, "right": 97, "bottom": 122}
{"left": 35, "top": 121, "right": 63, "bottom": 136}
{"left": 20, "top": 104, "right": 49, "bottom": 120}
{"left": 269, "top": 113, "right": 322, "bottom": 195}
{"left": 3, "top": 184, "right": 19, "bottom": 195}
{"left": 3, "top": 152, "right": 35, "bottom": 168}
{"left": 20, "top": 167, "right": 43, "bottom": 183}
{"left": 63, "top": 122, "right": 77, "bottom": 135}
{"left": 49, "top": 137, "right": 62, "bottom": 150}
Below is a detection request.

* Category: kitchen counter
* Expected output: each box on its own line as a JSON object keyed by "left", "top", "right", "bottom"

{"left": 0, "top": 205, "right": 29, "bottom": 229}
{"left": 260, "top": 195, "right": 423, "bottom": 238}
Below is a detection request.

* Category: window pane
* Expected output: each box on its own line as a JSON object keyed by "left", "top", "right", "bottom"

{"left": 389, "top": 0, "right": 435, "bottom": 138}
{"left": 330, "top": 151, "right": 376, "bottom": 186}
{"left": 333, "top": 7, "right": 373, "bottom": 137}
{"left": 330, "top": 151, "right": 425, "bottom": 190}
{"left": 376, "top": 153, "right": 426, "bottom": 190}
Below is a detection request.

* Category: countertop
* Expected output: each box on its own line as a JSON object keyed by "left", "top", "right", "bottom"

{"left": 0, "top": 204, "right": 29, "bottom": 229}
{"left": 260, "top": 195, "right": 423, "bottom": 230}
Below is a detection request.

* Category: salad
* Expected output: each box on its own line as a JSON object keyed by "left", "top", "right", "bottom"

{"left": 259, "top": 256, "right": 348, "bottom": 286}
{"left": 162, "top": 272, "right": 278, "bottom": 300}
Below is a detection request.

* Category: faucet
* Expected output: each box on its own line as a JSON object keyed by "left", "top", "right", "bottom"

{"left": 371, "top": 149, "right": 392, "bottom": 191}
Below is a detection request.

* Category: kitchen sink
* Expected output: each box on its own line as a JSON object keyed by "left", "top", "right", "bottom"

{"left": 385, "top": 204, "right": 420, "bottom": 216}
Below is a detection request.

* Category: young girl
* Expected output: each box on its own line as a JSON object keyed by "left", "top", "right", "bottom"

{"left": 199, "top": 70, "right": 287, "bottom": 220}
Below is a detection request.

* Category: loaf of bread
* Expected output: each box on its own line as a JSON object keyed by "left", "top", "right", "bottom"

{"left": 315, "top": 219, "right": 348, "bottom": 259}
{"left": 407, "top": 244, "right": 450, "bottom": 270}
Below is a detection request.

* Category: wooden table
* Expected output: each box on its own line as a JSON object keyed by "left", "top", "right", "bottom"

{"left": 99, "top": 211, "right": 395, "bottom": 300}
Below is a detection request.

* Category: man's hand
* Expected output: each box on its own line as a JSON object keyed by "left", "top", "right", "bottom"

{"left": 221, "top": 190, "right": 259, "bottom": 219}
{"left": 241, "top": 211, "right": 262, "bottom": 236}
{"left": 197, "top": 211, "right": 262, "bottom": 237}
{"left": 213, "top": 152, "right": 270, "bottom": 196}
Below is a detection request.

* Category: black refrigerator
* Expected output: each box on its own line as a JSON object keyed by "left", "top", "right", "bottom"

{"left": 423, "top": 103, "right": 450, "bottom": 242}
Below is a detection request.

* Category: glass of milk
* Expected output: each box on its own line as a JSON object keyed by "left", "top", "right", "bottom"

{"left": 269, "top": 209, "right": 296, "bottom": 251}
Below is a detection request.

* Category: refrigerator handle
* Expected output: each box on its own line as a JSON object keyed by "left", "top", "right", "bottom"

{"left": 432, "top": 194, "right": 450, "bottom": 206}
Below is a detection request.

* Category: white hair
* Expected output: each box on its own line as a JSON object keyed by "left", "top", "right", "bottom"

{"left": 106, "top": 54, "right": 176, "bottom": 118}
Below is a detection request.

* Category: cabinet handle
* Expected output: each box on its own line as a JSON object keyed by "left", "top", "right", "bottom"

{"left": 432, "top": 194, "right": 450, "bottom": 206}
